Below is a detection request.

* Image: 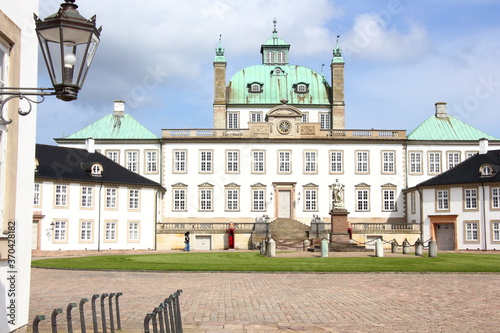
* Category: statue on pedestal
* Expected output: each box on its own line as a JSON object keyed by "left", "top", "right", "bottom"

{"left": 332, "top": 179, "right": 345, "bottom": 209}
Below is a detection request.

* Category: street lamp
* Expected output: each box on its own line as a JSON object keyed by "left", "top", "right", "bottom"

{"left": 0, "top": 0, "right": 101, "bottom": 124}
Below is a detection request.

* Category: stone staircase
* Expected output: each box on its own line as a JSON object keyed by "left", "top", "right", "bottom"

{"left": 268, "top": 218, "right": 309, "bottom": 250}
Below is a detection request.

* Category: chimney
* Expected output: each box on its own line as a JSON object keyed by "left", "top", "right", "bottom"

{"left": 85, "top": 138, "right": 95, "bottom": 153}
{"left": 435, "top": 102, "right": 447, "bottom": 118}
{"left": 479, "top": 138, "right": 489, "bottom": 154}
{"left": 113, "top": 100, "right": 125, "bottom": 116}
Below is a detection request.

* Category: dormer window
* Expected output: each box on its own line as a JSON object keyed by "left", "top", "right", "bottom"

{"left": 272, "top": 67, "right": 284, "bottom": 75}
{"left": 293, "top": 82, "right": 309, "bottom": 94}
{"left": 480, "top": 164, "right": 494, "bottom": 177}
{"left": 92, "top": 164, "right": 103, "bottom": 176}
{"left": 81, "top": 162, "right": 103, "bottom": 177}
{"left": 247, "top": 82, "right": 263, "bottom": 93}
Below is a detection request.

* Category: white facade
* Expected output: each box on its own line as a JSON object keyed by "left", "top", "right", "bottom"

{"left": 0, "top": 0, "right": 39, "bottom": 331}
{"left": 33, "top": 180, "right": 158, "bottom": 251}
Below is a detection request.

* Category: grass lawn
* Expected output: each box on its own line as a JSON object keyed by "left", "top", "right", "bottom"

{"left": 31, "top": 252, "right": 500, "bottom": 273}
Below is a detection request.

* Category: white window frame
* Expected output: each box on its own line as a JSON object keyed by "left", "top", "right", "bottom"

{"left": 277, "top": 51, "right": 286, "bottom": 64}
{"left": 126, "top": 150, "right": 139, "bottom": 173}
{"left": 105, "top": 221, "right": 117, "bottom": 242}
{"left": 55, "top": 185, "right": 68, "bottom": 207}
{"left": 382, "top": 189, "right": 396, "bottom": 211}
{"left": 356, "top": 151, "right": 369, "bottom": 174}
{"left": 409, "top": 151, "right": 422, "bottom": 174}
{"left": 227, "top": 112, "right": 239, "bottom": 129}
{"left": 128, "top": 221, "right": 140, "bottom": 241}
{"left": 145, "top": 150, "right": 158, "bottom": 173}
{"left": 464, "top": 188, "right": 477, "bottom": 210}
{"left": 129, "top": 189, "right": 140, "bottom": 210}
{"left": 304, "top": 189, "right": 318, "bottom": 212}
{"left": 447, "top": 151, "right": 460, "bottom": 170}
{"left": 250, "top": 112, "right": 262, "bottom": 122}
{"left": 173, "top": 188, "right": 186, "bottom": 211}
{"left": 81, "top": 186, "right": 93, "bottom": 208}
{"left": 491, "top": 187, "right": 500, "bottom": 209}
{"left": 226, "top": 150, "right": 239, "bottom": 173}
{"left": 225, "top": 188, "right": 239, "bottom": 211}
{"left": 304, "top": 151, "right": 317, "bottom": 174}
{"left": 382, "top": 151, "right": 395, "bottom": 174}
{"left": 173, "top": 150, "right": 187, "bottom": 173}
{"left": 436, "top": 189, "right": 449, "bottom": 211}
{"left": 493, "top": 221, "right": 500, "bottom": 242}
{"left": 106, "top": 188, "right": 117, "bottom": 209}
{"left": 252, "top": 150, "right": 265, "bottom": 173}
{"left": 278, "top": 150, "right": 291, "bottom": 173}
{"left": 320, "top": 113, "right": 331, "bottom": 130}
{"left": 329, "top": 151, "right": 343, "bottom": 174}
{"left": 34, "top": 183, "right": 41, "bottom": 206}
{"left": 106, "top": 150, "right": 119, "bottom": 163}
{"left": 80, "top": 221, "right": 93, "bottom": 241}
{"left": 355, "top": 189, "right": 370, "bottom": 212}
{"left": 465, "top": 221, "right": 479, "bottom": 242}
{"left": 428, "top": 152, "right": 441, "bottom": 174}
{"left": 199, "top": 188, "right": 213, "bottom": 211}
{"left": 301, "top": 112, "right": 309, "bottom": 123}
{"left": 53, "top": 220, "right": 67, "bottom": 242}
{"left": 252, "top": 189, "right": 266, "bottom": 212}
{"left": 199, "top": 150, "right": 213, "bottom": 173}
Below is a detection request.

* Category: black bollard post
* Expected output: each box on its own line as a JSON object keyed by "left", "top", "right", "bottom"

{"left": 90, "top": 294, "right": 100, "bottom": 333}
{"left": 165, "top": 296, "right": 175, "bottom": 333}
{"left": 157, "top": 303, "right": 166, "bottom": 333}
{"left": 108, "top": 293, "right": 116, "bottom": 333}
{"left": 173, "top": 290, "right": 183, "bottom": 333}
{"left": 79, "top": 298, "right": 89, "bottom": 333}
{"left": 66, "top": 303, "right": 77, "bottom": 333}
{"left": 32, "top": 314, "right": 46, "bottom": 333}
{"left": 150, "top": 308, "right": 160, "bottom": 333}
{"left": 115, "top": 292, "right": 123, "bottom": 331}
{"left": 162, "top": 300, "right": 171, "bottom": 333}
{"left": 100, "top": 293, "right": 109, "bottom": 333}
{"left": 51, "top": 308, "right": 63, "bottom": 333}
{"left": 144, "top": 313, "right": 153, "bottom": 333}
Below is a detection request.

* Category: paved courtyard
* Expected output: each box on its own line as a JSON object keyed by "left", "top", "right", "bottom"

{"left": 28, "top": 261, "right": 500, "bottom": 332}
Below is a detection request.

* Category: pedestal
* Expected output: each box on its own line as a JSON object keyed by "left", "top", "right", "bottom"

{"left": 329, "top": 208, "right": 351, "bottom": 250}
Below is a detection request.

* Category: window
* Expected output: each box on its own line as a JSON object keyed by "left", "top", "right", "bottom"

{"left": 481, "top": 165, "right": 492, "bottom": 176}
{"left": 355, "top": 189, "right": 370, "bottom": 211}
{"left": 226, "top": 189, "right": 239, "bottom": 211}
{"left": 34, "top": 183, "right": 40, "bottom": 206}
{"left": 228, "top": 112, "right": 239, "bottom": 129}
{"left": 294, "top": 83, "right": 308, "bottom": 94}
{"left": 277, "top": 51, "right": 286, "bottom": 64}
{"left": 320, "top": 113, "right": 331, "bottom": 130}
{"left": 173, "top": 189, "right": 186, "bottom": 211}
{"left": 199, "top": 150, "right": 213, "bottom": 173}
{"left": 436, "top": 190, "right": 449, "bottom": 211}
{"left": 274, "top": 67, "right": 283, "bottom": 74}
{"left": 447, "top": 152, "right": 460, "bottom": 170}
{"left": 81, "top": 186, "right": 93, "bottom": 208}
{"left": 80, "top": 221, "right": 92, "bottom": 241}
{"left": 465, "top": 222, "right": 478, "bottom": 242}
{"left": 106, "top": 151, "right": 119, "bottom": 163}
{"left": 145, "top": 151, "right": 158, "bottom": 173}
{"left": 199, "top": 188, "right": 213, "bottom": 211}
{"left": 464, "top": 188, "right": 477, "bottom": 210}
{"left": 265, "top": 51, "right": 274, "bottom": 64}
{"left": 226, "top": 150, "right": 239, "bottom": 173}
{"left": 106, "top": 188, "right": 117, "bottom": 209}
{"left": 409, "top": 152, "right": 422, "bottom": 174}
{"left": 250, "top": 112, "right": 262, "bottom": 122}
{"left": 252, "top": 189, "right": 265, "bottom": 211}
{"left": 304, "top": 151, "right": 317, "bottom": 173}
{"left": 252, "top": 151, "right": 265, "bottom": 173}
{"left": 128, "top": 222, "right": 139, "bottom": 241}
{"left": 304, "top": 189, "right": 318, "bottom": 211}
{"left": 105, "top": 221, "right": 117, "bottom": 241}
{"left": 55, "top": 185, "right": 68, "bottom": 207}
{"left": 356, "top": 151, "right": 369, "bottom": 174}
{"left": 129, "top": 189, "right": 140, "bottom": 210}
{"left": 382, "top": 151, "right": 395, "bottom": 174}
{"left": 410, "top": 192, "right": 416, "bottom": 214}
{"left": 492, "top": 188, "right": 500, "bottom": 209}
{"left": 330, "top": 151, "right": 343, "bottom": 173}
{"left": 428, "top": 152, "right": 441, "bottom": 174}
{"left": 173, "top": 150, "right": 187, "bottom": 173}
{"left": 302, "top": 112, "right": 309, "bottom": 123}
{"left": 493, "top": 221, "right": 500, "bottom": 242}
{"left": 53, "top": 221, "right": 67, "bottom": 241}
{"left": 126, "top": 151, "right": 139, "bottom": 173}
{"left": 466, "top": 151, "right": 478, "bottom": 159}
{"left": 91, "top": 164, "right": 102, "bottom": 176}
{"left": 250, "top": 83, "right": 261, "bottom": 92}
{"left": 0, "top": 44, "right": 7, "bottom": 88}
{"left": 278, "top": 151, "right": 291, "bottom": 173}
{"left": 382, "top": 189, "right": 396, "bottom": 211}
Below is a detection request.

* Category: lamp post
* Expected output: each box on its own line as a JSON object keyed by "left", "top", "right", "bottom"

{"left": 0, "top": 0, "right": 101, "bottom": 125}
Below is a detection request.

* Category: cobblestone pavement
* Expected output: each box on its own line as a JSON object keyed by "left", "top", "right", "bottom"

{"left": 28, "top": 252, "right": 500, "bottom": 332}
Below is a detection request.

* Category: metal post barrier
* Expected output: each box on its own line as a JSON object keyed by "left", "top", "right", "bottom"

{"left": 100, "top": 293, "right": 109, "bottom": 333}
{"left": 66, "top": 303, "right": 77, "bottom": 333}
{"left": 115, "top": 292, "right": 123, "bottom": 331}
{"left": 108, "top": 293, "right": 116, "bottom": 333}
{"left": 164, "top": 296, "right": 176, "bottom": 333}
{"left": 150, "top": 308, "right": 159, "bottom": 333}
{"left": 79, "top": 298, "right": 89, "bottom": 333}
{"left": 144, "top": 313, "right": 153, "bottom": 333}
{"left": 162, "top": 300, "right": 171, "bottom": 333}
{"left": 91, "top": 294, "right": 100, "bottom": 333}
{"left": 172, "top": 290, "right": 183, "bottom": 333}
{"left": 32, "top": 314, "right": 46, "bottom": 333}
{"left": 156, "top": 303, "right": 166, "bottom": 333}
{"left": 51, "top": 308, "right": 63, "bottom": 333}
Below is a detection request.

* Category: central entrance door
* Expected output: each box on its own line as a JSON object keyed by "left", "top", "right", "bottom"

{"left": 435, "top": 223, "right": 455, "bottom": 250}
{"left": 278, "top": 190, "right": 291, "bottom": 218}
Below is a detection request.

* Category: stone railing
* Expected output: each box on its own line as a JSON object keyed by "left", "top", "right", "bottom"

{"left": 352, "top": 223, "right": 420, "bottom": 233}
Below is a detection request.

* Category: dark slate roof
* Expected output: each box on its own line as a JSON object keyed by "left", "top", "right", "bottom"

{"left": 416, "top": 149, "right": 500, "bottom": 187}
{"left": 35, "top": 144, "right": 164, "bottom": 189}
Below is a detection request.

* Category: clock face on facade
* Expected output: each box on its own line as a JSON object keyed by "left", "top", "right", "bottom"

{"left": 277, "top": 120, "right": 292, "bottom": 134}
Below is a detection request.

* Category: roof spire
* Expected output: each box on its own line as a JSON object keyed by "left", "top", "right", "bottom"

{"left": 332, "top": 35, "right": 344, "bottom": 63}
{"left": 214, "top": 34, "right": 226, "bottom": 62}
{"left": 273, "top": 18, "right": 278, "bottom": 38}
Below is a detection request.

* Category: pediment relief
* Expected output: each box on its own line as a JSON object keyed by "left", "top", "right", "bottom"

{"left": 225, "top": 182, "right": 240, "bottom": 188}
{"left": 251, "top": 182, "right": 267, "bottom": 187}
{"left": 303, "top": 182, "right": 319, "bottom": 188}
{"left": 198, "top": 182, "right": 214, "bottom": 188}
{"left": 354, "top": 182, "right": 371, "bottom": 188}
{"left": 266, "top": 101, "right": 303, "bottom": 118}
{"left": 171, "top": 182, "right": 188, "bottom": 187}
{"left": 381, "top": 182, "right": 397, "bottom": 188}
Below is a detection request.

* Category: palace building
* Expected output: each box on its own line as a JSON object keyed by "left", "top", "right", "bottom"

{"left": 50, "top": 24, "right": 500, "bottom": 252}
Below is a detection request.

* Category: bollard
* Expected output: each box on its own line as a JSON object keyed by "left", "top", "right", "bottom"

{"left": 267, "top": 238, "right": 276, "bottom": 257}
{"left": 429, "top": 239, "right": 438, "bottom": 257}
{"left": 162, "top": 299, "right": 172, "bottom": 333}
{"left": 172, "top": 290, "right": 183, "bottom": 333}
{"left": 260, "top": 240, "right": 266, "bottom": 255}
{"left": 32, "top": 314, "right": 46, "bottom": 333}
{"left": 391, "top": 241, "right": 398, "bottom": 253}
{"left": 415, "top": 239, "right": 423, "bottom": 256}
{"left": 157, "top": 303, "right": 166, "bottom": 333}
{"left": 115, "top": 292, "right": 123, "bottom": 331}
{"left": 150, "top": 308, "right": 160, "bottom": 333}
{"left": 66, "top": 303, "right": 77, "bottom": 333}
{"left": 100, "top": 293, "right": 109, "bottom": 333}
{"left": 79, "top": 298, "right": 89, "bottom": 333}
{"left": 91, "top": 294, "right": 100, "bottom": 333}
{"left": 108, "top": 293, "right": 116, "bottom": 333}
{"left": 143, "top": 313, "right": 154, "bottom": 333}
{"left": 402, "top": 239, "right": 410, "bottom": 254}
{"left": 164, "top": 296, "right": 176, "bottom": 333}
{"left": 375, "top": 238, "right": 384, "bottom": 257}
{"left": 303, "top": 239, "right": 310, "bottom": 251}
{"left": 321, "top": 238, "right": 329, "bottom": 257}
{"left": 51, "top": 308, "right": 63, "bottom": 333}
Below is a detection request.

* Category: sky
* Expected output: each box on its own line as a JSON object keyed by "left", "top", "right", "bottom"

{"left": 35, "top": 0, "right": 500, "bottom": 144}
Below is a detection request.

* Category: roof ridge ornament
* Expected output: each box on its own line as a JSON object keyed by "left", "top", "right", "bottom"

{"left": 332, "top": 35, "right": 344, "bottom": 63}
{"left": 214, "top": 34, "right": 226, "bottom": 62}
{"left": 273, "top": 18, "right": 278, "bottom": 38}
